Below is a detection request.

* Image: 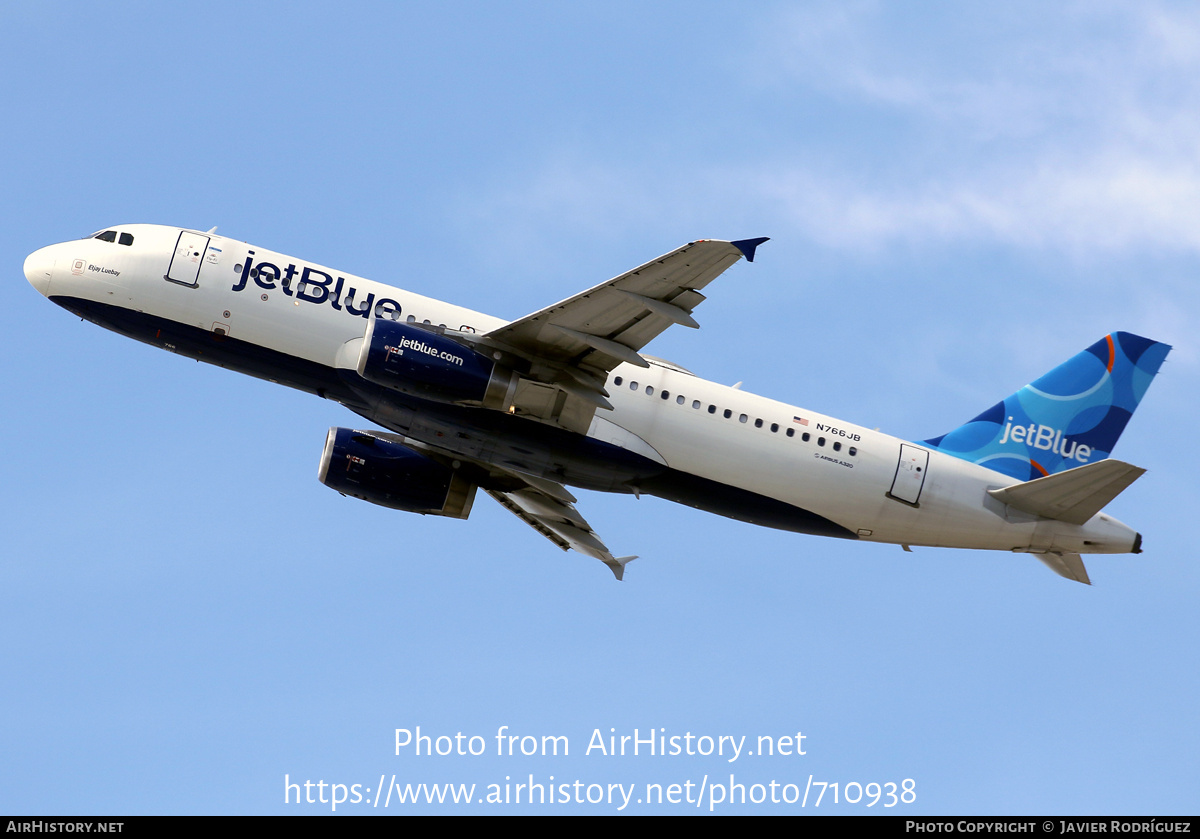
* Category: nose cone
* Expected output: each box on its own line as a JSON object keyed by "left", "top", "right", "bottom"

{"left": 24, "top": 246, "right": 55, "bottom": 296}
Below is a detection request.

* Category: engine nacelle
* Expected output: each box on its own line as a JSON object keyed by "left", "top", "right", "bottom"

{"left": 317, "top": 427, "right": 476, "bottom": 519}
{"left": 357, "top": 319, "right": 517, "bottom": 408}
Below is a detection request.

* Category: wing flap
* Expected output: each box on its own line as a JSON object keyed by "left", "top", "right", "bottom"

{"left": 546, "top": 324, "right": 651, "bottom": 368}
{"left": 988, "top": 459, "right": 1145, "bottom": 525}
{"left": 485, "top": 485, "right": 637, "bottom": 580}
{"left": 611, "top": 289, "right": 700, "bottom": 328}
{"left": 487, "top": 489, "right": 573, "bottom": 552}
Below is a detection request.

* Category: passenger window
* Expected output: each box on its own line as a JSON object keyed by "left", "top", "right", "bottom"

{"left": 739, "top": 413, "right": 748, "bottom": 423}
{"left": 849, "top": 447, "right": 857, "bottom": 456}
{"left": 95, "top": 230, "right": 116, "bottom": 242}
{"left": 614, "top": 377, "right": 623, "bottom": 387}
{"left": 771, "top": 423, "right": 779, "bottom": 432}
{"left": 645, "top": 386, "right": 654, "bottom": 396}
{"left": 723, "top": 409, "right": 732, "bottom": 419}
{"left": 708, "top": 405, "right": 716, "bottom": 414}
{"left": 407, "top": 315, "right": 416, "bottom": 323}
{"left": 818, "top": 437, "right": 826, "bottom": 447}
{"left": 833, "top": 441, "right": 842, "bottom": 452}
{"left": 786, "top": 428, "right": 795, "bottom": 437}
{"left": 754, "top": 418, "right": 763, "bottom": 428}
{"left": 118, "top": 232, "right": 134, "bottom": 246}
{"left": 676, "top": 395, "right": 685, "bottom": 405}
{"left": 802, "top": 432, "right": 811, "bottom": 442}
{"left": 692, "top": 400, "right": 700, "bottom": 409}
{"left": 630, "top": 382, "right": 639, "bottom": 391}
{"left": 660, "top": 390, "right": 669, "bottom": 400}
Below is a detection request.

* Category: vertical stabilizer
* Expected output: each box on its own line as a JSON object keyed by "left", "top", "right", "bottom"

{"left": 924, "top": 332, "right": 1170, "bottom": 481}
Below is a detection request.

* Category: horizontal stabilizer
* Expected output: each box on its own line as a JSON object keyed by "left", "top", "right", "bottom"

{"left": 988, "top": 459, "right": 1145, "bottom": 525}
{"left": 1035, "top": 552, "right": 1092, "bottom": 585}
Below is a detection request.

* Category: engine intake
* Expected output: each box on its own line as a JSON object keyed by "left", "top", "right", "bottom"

{"left": 318, "top": 427, "right": 476, "bottom": 518}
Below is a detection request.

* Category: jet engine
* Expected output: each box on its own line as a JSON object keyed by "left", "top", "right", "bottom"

{"left": 357, "top": 319, "right": 517, "bottom": 409}
{"left": 317, "top": 427, "right": 476, "bottom": 518}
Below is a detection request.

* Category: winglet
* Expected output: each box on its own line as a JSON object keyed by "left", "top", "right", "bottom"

{"left": 731, "top": 237, "right": 770, "bottom": 262}
{"left": 606, "top": 555, "right": 638, "bottom": 582}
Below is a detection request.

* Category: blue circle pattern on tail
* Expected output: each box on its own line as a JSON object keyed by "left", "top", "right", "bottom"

{"left": 922, "top": 332, "right": 1171, "bottom": 481}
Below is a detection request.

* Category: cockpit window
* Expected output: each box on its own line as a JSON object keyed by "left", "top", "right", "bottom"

{"left": 118, "top": 232, "right": 134, "bottom": 246}
{"left": 94, "top": 230, "right": 117, "bottom": 242}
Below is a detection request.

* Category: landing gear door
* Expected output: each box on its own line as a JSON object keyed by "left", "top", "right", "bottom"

{"left": 889, "top": 444, "right": 929, "bottom": 506}
{"left": 165, "top": 230, "right": 210, "bottom": 287}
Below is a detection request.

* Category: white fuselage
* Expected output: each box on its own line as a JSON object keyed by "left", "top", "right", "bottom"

{"left": 24, "top": 224, "right": 1140, "bottom": 558}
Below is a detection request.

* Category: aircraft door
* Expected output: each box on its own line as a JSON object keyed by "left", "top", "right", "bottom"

{"left": 165, "top": 231, "right": 210, "bottom": 287}
{"left": 889, "top": 444, "right": 929, "bottom": 506}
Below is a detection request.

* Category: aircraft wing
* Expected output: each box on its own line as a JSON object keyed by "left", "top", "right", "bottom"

{"left": 361, "top": 429, "right": 637, "bottom": 579}
{"left": 487, "top": 237, "right": 767, "bottom": 366}
{"left": 485, "top": 484, "right": 637, "bottom": 581}
{"left": 479, "top": 237, "right": 767, "bottom": 433}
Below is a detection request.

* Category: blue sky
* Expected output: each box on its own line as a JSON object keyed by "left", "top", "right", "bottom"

{"left": 2, "top": 1, "right": 1198, "bottom": 814}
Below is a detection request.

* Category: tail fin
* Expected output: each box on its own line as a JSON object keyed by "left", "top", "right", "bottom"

{"left": 924, "top": 332, "right": 1170, "bottom": 481}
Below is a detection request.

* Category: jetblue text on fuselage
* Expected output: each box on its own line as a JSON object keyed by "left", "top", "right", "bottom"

{"left": 232, "top": 252, "right": 402, "bottom": 321}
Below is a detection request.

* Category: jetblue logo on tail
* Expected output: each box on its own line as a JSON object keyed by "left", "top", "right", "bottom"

{"left": 996, "top": 418, "right": 1092, "bottom": 463}
{"left": 923, "top": 332, "right": 1170, "bottom": 481}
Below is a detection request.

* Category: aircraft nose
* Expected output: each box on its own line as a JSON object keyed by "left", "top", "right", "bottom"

{"left": 24, "top": 246, "right": 55, "bottom": 296}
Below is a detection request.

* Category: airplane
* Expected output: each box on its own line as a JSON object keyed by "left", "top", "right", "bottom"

{"left": 24, "top": 224, "right": 1171, "bottom": 584}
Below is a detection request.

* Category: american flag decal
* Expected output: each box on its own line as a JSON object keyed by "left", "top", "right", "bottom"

{"left": 793, "top": 416, "right": 809, "bottom": 426}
